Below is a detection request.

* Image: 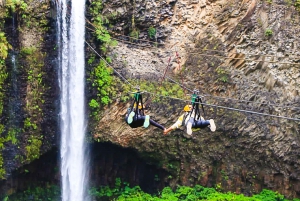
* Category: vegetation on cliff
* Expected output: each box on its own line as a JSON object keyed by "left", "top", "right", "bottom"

{"left": 89, "top": 182, "right": 300, "bottom": 201}
{"left": 5, "top": 178, "right": 300, "bottom": 201}
{"left": 87, "top": 0, "right": 118, "bottom": 120}
{"left": 0, "top": 32, "right": 10, "bottom": 179}
{"left": 0, "top": 0, "right": 53, "bottom": 179}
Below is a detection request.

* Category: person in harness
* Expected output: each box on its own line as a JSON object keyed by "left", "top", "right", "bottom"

{"left": 164, "top": 92, "right": 216, "bottom": 135}
{"left": 125, "top": 91, "right": 166, "bottom": 132}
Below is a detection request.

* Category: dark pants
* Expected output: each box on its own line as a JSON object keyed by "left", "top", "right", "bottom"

{"left": 125, "top": 115, "right": 165, "bottom": 130}
{"left": 192, "top": 120, "right": 210, "bottom": 129}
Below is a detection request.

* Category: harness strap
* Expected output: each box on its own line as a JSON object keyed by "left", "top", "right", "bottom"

{"left": 189, "top": 90, "right": 206, "bottom": 121}
{"left": 129, "top": 89, "right": 145, "bottom": 117}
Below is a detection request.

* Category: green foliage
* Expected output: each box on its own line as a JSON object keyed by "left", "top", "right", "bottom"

{"left": 88, "top": 0, "right": 119, "bottom": 120}
{"left": 7, "top": 128, "right": 19, "bottom": 145}
{"left": 88, "top": 58, "right": 117, "bottom": 118}
{"left": 89, "top": 99, "right": 100, "bottom": 117}
{"left": 253, "top": 189, "right": 288, "bottom": 201}
{"left": 148, "top": 26, "right": 156, "bottom": 39}
{"left": 221, "top": 169, "right": 229, "bottom": 181}
{"left": 129, "top": 29, "right": 140, "bottom": 41}
{"left": 89, "top": 0, "right": 117, "bottom": 54}
{"left": 88, "top": 55, "right": 95, "bottom": 65}
{"left": 0, "top": 32, "right": 9, "bottom": 180}
{"left": 24, "top": 118, "right": 37, "bottom": 130}
{"left": 265, "top": 28, "right": 273, "bottom": 37}
{"left": 88, "top": 177, "right": 127, "bottom": 198}
{"left": 132, "top": 80, "right": 185, "bottom": 103}
{"left": 0, "top": 62, "right": 8, "bottom": 115}
{"left": 5, "top": 180, "right": 298, "bottom": 201}
{"left": 89, "top": 99, "right": 100, "bottom": 109}
{"left": 5, "top": 185, "right": 60, "bottom": 200}
{"left": 88, "top": 180, "right": 297, "bottom": 201}
{"left": 0, "top": 153, "right": 5, "bottom": 179}
{"left": 0, "top": 126, "right": 19, "bottom": 179}
{"left": 92, "top": 60, "right": 114, "bottom": 105}
{"left": 295, "top": 0, "right": 300, "bottom": 11}
{"left": 216, "top": 67, "right": 229, "bottom": 83}
{"left": 25, "top": 135, "right": 42, "bottom": 162}
{"left": 5, "top": 0, "right": 28, "bottom": 13}
{"left": 20, "top": 47, "right": 36, "bottom": 55}
{"left": 20, "top": 46, "right": 45, "bottom": 164}
{"left": 0, "top": 32, "right": 11, "bottom": 60}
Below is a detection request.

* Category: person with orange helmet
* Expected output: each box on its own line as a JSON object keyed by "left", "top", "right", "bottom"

{"left": 163, "top": 104, "right": 216, "bottom": 135}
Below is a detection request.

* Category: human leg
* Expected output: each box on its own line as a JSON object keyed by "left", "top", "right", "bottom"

{"left": 192, "top": 119, "right": 210, "bottom": 128}
{"left": 127, "top": 111, "right": 135, "bottom": 124}
{"left": 192, "top": 119, "right": 216, "bottom": 132}
{"left": 149, "top": 119, "right": 165, "bottom": 130}
{"left": 143, "top": 115, "right": 150, "bottom": 128}
{"left": 186, "top": 117, "right": 194, "bottom": 135}
{"left": 208, "top": 119, "right": 216, "bottom": 132}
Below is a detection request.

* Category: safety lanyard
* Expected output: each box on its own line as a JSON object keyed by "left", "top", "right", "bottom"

{"left": 130, "top": 87, "right": 145, "bottom": 116}
{"left": 190, "top": 90, "right": 205, "bottom": 120}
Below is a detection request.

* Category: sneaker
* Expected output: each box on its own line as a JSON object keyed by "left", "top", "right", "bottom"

{"left": 143, "top": 115, "right": 150, "bottom": 128}
{"left": 209, "top": 119, "right": 216, "bottom": 132}
{"left": 186, "top": 118, "right": 193, "bottom": 135}
{"left": 127, "top": 111, "right": 135, "bottom": 124}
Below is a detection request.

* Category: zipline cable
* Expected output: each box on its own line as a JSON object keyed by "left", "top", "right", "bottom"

{"left": 201, "top": 94, "right": 300, "bottom": 110}
{"left": 85, "top": 17, "right": 300, "bottom": 60}
{"left": 58, "top": 2, "right": 139, "bottom": 91}
{"left": 85, "top": 27, "right": 300, "bottom": 110}
{"left": 85, "top": 23, "right": 300, "bottom": 109}
{"left": 85, "top": 41, "right": 135, "bottom": 89}
{"left": 66, "top": 6, "right": 300, "bottom": 111}
{"left": 139, "top": 91, "right": 300, "bottom": 122}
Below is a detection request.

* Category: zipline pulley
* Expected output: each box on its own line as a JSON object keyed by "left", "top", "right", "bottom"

{"left": 129, "top": 86, "right": 145, "bottom": 116}
{"left": 190, "top": 89, "right": 206, "bottom": 121}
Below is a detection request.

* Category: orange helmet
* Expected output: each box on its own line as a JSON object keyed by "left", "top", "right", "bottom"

{"left": 183, "top": 105, "right": 192, "bottom": 112}
{"left": 134, "top": 103, "right": 143, "bottom": 109}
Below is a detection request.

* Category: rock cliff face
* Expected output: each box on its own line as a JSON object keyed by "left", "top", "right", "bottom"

{"left": 0, "top": 0, "right": 58, "bottom": 178}
{"left": 0, "top": 0, "right": 300, "bottom": 199}
{"left": 93, "top": 0, "right": 300, "bottom": 198}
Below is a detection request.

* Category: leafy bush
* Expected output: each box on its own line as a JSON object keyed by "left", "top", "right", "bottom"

{"left": 6, "top": 180, "right": 299, "bottom": 201}
{"left": 265, "top": 28, "right": 273, "bottom": 37}
{"left": 148, "top": 26, "right": 156, "bottom": 39}
{"left": 130, "top": 29, "right": 140, "bottom": 41}
{"left": 5, "top": 185, "right": 60, "bottom": 200}
{"left": 0, "top": 32, "right": 11, "bottom": 59}
{"left": 5, "top": 0, "right": 28, "bottom": 13}
{"left": 89, "top": 0, "right": 117, "bottom": 54}
{"left": 91, "top": 60, "right": 114, "bottom": 104}
{"left": 295, "top": 0, "right": 300, "bottom": 11}
{"left": 88, "top": 179, "right": 297, "bottom": 201}
{"left": 253, "top": 189, "right": 288, "bottom": 201}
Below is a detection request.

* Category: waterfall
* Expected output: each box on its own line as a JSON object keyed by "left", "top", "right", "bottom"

{"left": 57, "top": 0, "right": 89, "bottom": 200}
{"left": 9, "top": 53, "right": 19, "bottom": 123}
{"left": 8, "top": 12, "right": 21, "bottom": 129}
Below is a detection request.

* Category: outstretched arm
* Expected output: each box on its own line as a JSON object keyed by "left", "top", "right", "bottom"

{"left": 164, "top": 114, "right": 184, "bottom": 135}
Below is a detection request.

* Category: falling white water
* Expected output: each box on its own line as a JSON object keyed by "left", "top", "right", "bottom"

{"left": 57, "top": 0, "right": 88, "bottom": 200}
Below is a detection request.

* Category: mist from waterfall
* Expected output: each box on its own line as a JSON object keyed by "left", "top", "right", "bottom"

{"left": 57, "top": 0, "right": 89, "bottom": 200}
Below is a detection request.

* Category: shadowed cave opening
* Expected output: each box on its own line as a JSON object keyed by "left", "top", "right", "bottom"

{"left": 0, "top": 142, "right": 169, "bottom": 198}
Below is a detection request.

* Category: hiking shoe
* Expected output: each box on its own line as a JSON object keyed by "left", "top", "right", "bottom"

{"left": 143, "top": 115, "right": 150, "bottom": 128}
{"left": 209, "top": 119, "right": 216, "bottom": 132}
{"left": 127, "top": 111, "right": 135, "bottom": 124}
{"left": 186, "top": 118, "right": 193, "bottom": 135}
